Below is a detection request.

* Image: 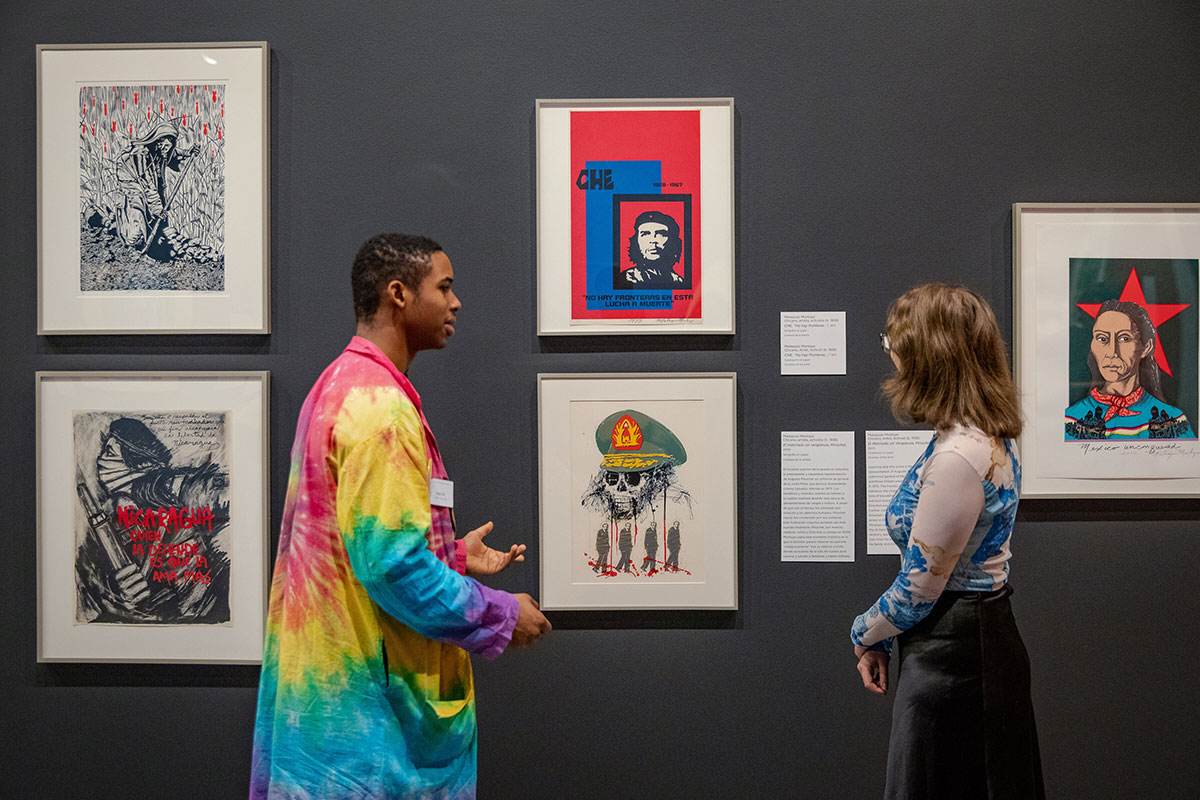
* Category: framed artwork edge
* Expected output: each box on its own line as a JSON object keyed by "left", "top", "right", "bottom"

{"left": 535, "top": 97, "right": 736, "bottom": 337}
{"left": 37, "top": 41, "right": 271, "bottom": 335}
{"left": 36, "top": 370, "right": 270, "bottom": 663}
{"left": 1012, "top": 202, "right": 1200, "bottom": 498}
{"left": 536, "top": 371, "right": 739, "bottom": 611}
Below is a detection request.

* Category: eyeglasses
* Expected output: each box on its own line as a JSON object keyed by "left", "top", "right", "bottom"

{"left": 879, "top": 333, "right": 891, "bottom": 354}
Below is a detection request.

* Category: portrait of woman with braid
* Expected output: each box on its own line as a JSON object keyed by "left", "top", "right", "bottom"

{"left": 1064, "top": 300, "right": 1195, "bottom": 440}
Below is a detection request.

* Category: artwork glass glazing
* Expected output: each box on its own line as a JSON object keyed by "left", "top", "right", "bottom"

{"left": 73, "top": 410, "right": 232, "bottom": 625}
{"left": 537, "top": 99, "right": 734, "bottom": 335}
{"left": 538, "top": 373, "right": 737, "bottom": 609}
{"left": 79, "top": 83, "right": 227, "bottom": 291}
{"left": 38, "top": 372, "right": 268, "bottom": 662}
{"left": 38, "top": 43, "right": 268, "bottom": 333}
{"left": 1064, "top": 258, "right": 1197, "bottom": 441}
{"left": 570, "top": 110, "right": 701, "bottom": 319}
{"left": 571, "top": 402, "right": 705, "bottom": 583}
{"left": 1013, "top": 204, "right": 1200, "bottom": 496}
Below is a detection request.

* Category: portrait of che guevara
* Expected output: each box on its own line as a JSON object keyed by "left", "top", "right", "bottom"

{"left": 615, "top": 209, "right": 686, "bottom": 290}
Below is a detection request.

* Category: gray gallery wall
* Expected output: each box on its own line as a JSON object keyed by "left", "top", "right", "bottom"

{"left": 3, "top": 1, "right": 1199, "bottom": 797}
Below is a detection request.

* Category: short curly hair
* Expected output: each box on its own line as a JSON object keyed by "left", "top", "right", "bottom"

{"left": 351, "top": 233, "right": 443, "bottom": 322}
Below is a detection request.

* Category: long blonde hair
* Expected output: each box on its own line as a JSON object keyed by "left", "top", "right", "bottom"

{"left": 882, "top": 283, "right": 1022, "bottom": 439}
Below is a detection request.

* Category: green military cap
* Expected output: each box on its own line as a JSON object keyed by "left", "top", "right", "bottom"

{"left": 594, "top": 409, "right": 687, "bottom": 472}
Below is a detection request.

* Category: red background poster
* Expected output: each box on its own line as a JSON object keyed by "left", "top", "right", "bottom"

{"left": 569, "top": 109, "right": 702, "bottom": 320}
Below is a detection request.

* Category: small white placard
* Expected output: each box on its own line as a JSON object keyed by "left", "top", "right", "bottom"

{"left": 429, "top": 478, "right": 454, "bottom": 508}
{"left": 864, "top": 430, "right": 930, "bottom": 555}
{"left": 780, "top": 312, "right": 846, "bottom": 375}
{"left": 781, "top": 431, "right": 854, "bottom": 562}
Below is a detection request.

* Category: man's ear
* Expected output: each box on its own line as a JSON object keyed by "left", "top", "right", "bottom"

{"left": 1141, "top": 337, "right": 1155, "bottom": 360}
{"left": 383, "top": 279, "right": 408, "bottom": 312}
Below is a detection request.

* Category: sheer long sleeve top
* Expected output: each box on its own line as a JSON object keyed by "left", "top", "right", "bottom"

{"left": 851, "top": 425, "right": 1021, "bottom": 653}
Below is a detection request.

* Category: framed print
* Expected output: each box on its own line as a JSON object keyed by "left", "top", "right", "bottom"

{"left": 538, "top": 373, "right": 737, "bottom": 609}
{"left": 37, "top": 371, "right": 269, "bottom": 662}
{"left": 536, "top": 98, "right": 735, "bottom": 335}
{"left": 1013, "top": 203, "right": 1200, "bottom": 497}
{"left": 37, "top": 42, "right": 270, "bottom": 334}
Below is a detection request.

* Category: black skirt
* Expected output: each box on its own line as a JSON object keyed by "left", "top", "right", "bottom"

{"left": 885, "top": 585, "right": 1045, "bottom": 800}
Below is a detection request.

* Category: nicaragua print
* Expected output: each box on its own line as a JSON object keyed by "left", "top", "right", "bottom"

{"left": 1064, "top": 258, "right": 1198, "bottom": 440}
{"left": 73, "top": 410, "right": 232, "bottom": 625}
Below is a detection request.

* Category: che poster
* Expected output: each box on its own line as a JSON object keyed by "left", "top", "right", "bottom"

{"left": 536, "top": 99, "right": 734, "bottom": 335}
{"left": 570, "top": 109, "right": 701, "bottom": 321}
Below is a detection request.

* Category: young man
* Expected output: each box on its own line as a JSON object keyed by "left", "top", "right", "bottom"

{"left": 250, "top": 234, "right": 551, "bottom": 799}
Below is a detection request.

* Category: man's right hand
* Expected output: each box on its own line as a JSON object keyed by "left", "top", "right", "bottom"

{"left": 509, "top": 593, "right": 551, "bottom": 648}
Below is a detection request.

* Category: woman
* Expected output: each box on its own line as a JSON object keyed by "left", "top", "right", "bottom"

{"left": 1064, "top": 299, "right": 1194, "bottom": 439}
{"left": 851, "top": 284, "right": 1044, "bottom": 799}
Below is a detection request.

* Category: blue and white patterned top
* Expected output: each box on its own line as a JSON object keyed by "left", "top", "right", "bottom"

{"left": 851, "top": 425, "right": 1021, "bottom": 653}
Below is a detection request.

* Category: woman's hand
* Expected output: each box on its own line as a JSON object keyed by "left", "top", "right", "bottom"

{"left": 855, "top": 647, "right": 889, "bottom": 695}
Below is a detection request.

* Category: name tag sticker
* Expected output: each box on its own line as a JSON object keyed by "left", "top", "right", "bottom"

{"left": 430, "top": 478, "right": 454, "bottom": 508}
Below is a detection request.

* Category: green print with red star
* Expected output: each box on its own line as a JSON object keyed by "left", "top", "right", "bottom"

{"left": 1067, "top": 258, "right": 1198, "bottom": 438}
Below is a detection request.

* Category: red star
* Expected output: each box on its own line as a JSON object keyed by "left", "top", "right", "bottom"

{"left": 1077, "top": 266, "right": 1191, "bottom": 377}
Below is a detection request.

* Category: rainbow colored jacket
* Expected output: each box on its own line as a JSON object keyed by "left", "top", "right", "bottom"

{"left": 250, "top": 337, "right": 519, "bottom": 799}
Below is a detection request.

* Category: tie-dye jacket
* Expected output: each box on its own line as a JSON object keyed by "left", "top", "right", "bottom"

{"left": 851, "top": 425, "right": 1020, "bottom": 653}
{"left": 251, "top": 337, "right": 519, "bottom": 799}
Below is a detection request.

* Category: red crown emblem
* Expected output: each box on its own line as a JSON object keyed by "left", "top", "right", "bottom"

{"left": 611, "top": 415, "right": 643, "bottom": 451}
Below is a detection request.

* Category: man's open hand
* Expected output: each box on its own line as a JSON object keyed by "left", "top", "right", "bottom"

{"left": 463, "top": 521, "right": 526, "bottom": 576}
